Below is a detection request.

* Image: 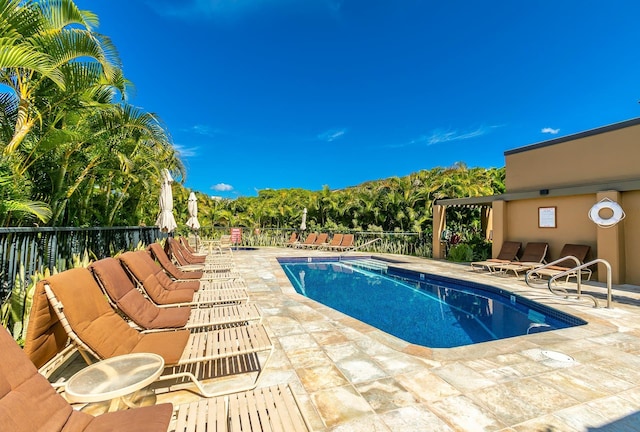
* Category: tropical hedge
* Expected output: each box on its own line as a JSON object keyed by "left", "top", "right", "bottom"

{"left": 187, "top": 163, "right": 505, "bottom": 242}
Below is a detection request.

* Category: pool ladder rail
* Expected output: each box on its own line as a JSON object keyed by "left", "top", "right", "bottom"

{"left": 340, "top": 237, "right": 382, "bottom": 255}
{"left": 524, "top": 257, "right": 612, "bottom": 308}
{"left": 343, "top": 258, "right": 389, "bottom": 272}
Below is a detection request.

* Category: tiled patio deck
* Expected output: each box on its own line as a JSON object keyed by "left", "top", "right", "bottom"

{"left": 147, "top": 247, "right": 640, "bottom": 430}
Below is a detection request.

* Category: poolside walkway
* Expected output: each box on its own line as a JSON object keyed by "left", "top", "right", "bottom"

{"left": 159, "top": 247, "right": 640, "bottom": 431}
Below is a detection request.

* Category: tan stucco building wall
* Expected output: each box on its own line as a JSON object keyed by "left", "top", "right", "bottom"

{"left": 434, "top": 118, "right": 640, "bottom": 285}
{"left": 506, "top": 120, "right": 640, "bottom": 192}
{"left": 501, "top": 119, "right": 639, "bottom": 284}
{"left": 501, "top": 195, "right": 597, "bottom": 261}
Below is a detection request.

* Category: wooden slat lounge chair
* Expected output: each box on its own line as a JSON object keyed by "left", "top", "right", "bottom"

{"left": 171, "top": 383, "right": 310, "bottom": 432}
{"left": 295, "top": 233, "right": 317, "bottom": 248}
{"left": 121, "top": 251, "right": 246, "bottom": 294}
{"left": 324, "top": 233, "right": 343, "bottom": 250}
{"left": 181, "top": 236, "right": 235, "bottom": 266}
{"left": 470, "top": 241, "right": 522, "bottom": 272}
{"left": 225, "top": 383, "right": 310, "bottom": 432}
{"left": 167, "top": 238, "right": 234, "bottom": 273}
{"left": 178, "top": 236, "right": 205, "bottom": 256}
{"left": 169, "top": 237, "right": 206, "bottom": 263}
{"left": 90, "top": 257, "right": 261, "bottom": 331}
{"left": 492, "top": 242, "right": 549, "bottom": 277}
{"left": 118, "top": 251, "right": 248, "bottom": 300}
{"left": 26, "top": 268, "right": 274, "bottom": 398}
{"left": 207, "top": 234, "right": 234, "bottom": 256}
{"left": 119, "top": 253, "right": 249, "bottom": 307}
{"left": 284, "top": 232, "right": 299, "bottom": 247}
{"left": 149, "top": 243, "right": 242, "bottom": 282}
{"left": 181, "top": 235, "right": 235, "bottom": 263}
{"left": 10, "top": 324, "right": 309, "bottom": 432}
{"left": 304, "top": 232, "right": 328, "bottom": 249}
{"left": 1, "top": 326, "right": 174, "bottom": 432}
{"left": 333, "top": 233, "right": 354, "bottom": 251}
{"left": 527, "top": 244, "right": 592, "bottom": 282}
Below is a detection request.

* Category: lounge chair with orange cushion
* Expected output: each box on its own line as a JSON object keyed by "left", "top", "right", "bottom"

{"left": 303, "top": 232, "right": 328, "bottom": 249}
{"left": 13, "top": 321, "right": 309, "bottom": 432}
{"left": 470, "top": 241, "right": 522, "bottom": 272}
{"left": 527, "top": 244, "right": 592, "bottom": 282}
{"left": 166, "top": 237, "right": 234, "bottom": 272}
{"left": 170, "top": 237, "right": 206, "bottom": 263}
{"left": 492, "top": 242, "right": 549, "bottom": 277}
{"left": 90, "top": 257, "right": 261, "bottom": 331}
{"left": 148, "top": 243, "right": 242, "bottom": 281}
{"left": 284, "top": 232, "right": 299, "bottom": 247}
{"left": 119, "top": 252, "right": 248, "bottom": 307}
{"left": 178, "top": 235, "right": 205, "bottom": 255}
{"left": 324, "top": 233, "right": 344, "bottom": 250}
{"left": 295, "top": 233, "right": 317, "bottom": 248}
{"left": 1, "top": 325, "right": 173, "bottom": 432}
{"left": 334, "top": 233, "right": 355, "bottom": 251}
{"left": 25, "top": 267, "right": 274, "bottom": 398}
{"left": 121, "top": 250, "right": 246, "bottom": 293}
{"left": 120, "top": 250, "right": 200, "bottom": 292}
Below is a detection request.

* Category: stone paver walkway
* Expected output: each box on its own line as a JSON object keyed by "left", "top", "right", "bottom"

{"left": 44, "top": 245, "right": 639, "bottom": 430}
{"left": 206, "top": 247, "right": 640, "bottom": 432}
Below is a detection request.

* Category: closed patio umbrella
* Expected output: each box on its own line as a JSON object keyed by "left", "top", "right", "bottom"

{"left": 155, "top": 169, "right": 177, "bottom": 233}
{"left": 300, "top": 208, "right": 307, "bottom": 231}
{"left": 186, "top": 192, "right": 200, "bottom": 230}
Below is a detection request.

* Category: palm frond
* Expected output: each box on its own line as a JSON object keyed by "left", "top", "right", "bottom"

{"left": 2, "top": 199, "right": 52, "bottom": 222}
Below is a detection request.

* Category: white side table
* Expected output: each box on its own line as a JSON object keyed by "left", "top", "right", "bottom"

{"left": 65, "top": 353, "right": 164, "bottom": 412}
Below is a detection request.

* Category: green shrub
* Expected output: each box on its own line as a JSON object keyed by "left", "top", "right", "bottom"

{"left": 466, "top": 237, "right": 492, "bottom": 261}
{"left": 447, "top": 244, "right": 474, "bottom": 262}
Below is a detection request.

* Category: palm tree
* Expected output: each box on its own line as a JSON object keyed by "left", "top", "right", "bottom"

{"left": 1, "top": 0, "right": 122, "bottom": 155}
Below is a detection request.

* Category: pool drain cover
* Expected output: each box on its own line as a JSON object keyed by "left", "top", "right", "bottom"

{"left": 541, "top": 350, "right": 574, "bottom": 363}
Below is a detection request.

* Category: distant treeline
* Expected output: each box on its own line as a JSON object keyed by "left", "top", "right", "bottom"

{"left": 185, "top": 163, "right": 505, "bottom": 239}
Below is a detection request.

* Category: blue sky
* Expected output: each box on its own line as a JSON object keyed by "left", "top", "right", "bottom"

{"left": 76, "top": 0, "right": 640, "bottom": 198}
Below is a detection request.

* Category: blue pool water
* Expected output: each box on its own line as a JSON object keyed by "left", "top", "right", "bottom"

{"left": 279, "top": 257, "right": 586, "bottom": 348}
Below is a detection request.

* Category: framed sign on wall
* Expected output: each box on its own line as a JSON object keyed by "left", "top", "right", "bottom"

{"left": 538, "top": 206, "right": 556, "bottom": 228}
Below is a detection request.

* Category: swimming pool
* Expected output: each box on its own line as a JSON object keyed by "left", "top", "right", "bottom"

{"left": 278, "top": 257, "right": 587, "bottom": 348}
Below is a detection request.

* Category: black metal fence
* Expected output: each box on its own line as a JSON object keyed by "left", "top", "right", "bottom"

{"left": 181, "top": 226, "right": 433, "bottom": 258}
{"left": 0, "top": 226, "right": 164, "bottom": 299}
{"left": 1, "top": 225, "right": 434, "bottom": 299}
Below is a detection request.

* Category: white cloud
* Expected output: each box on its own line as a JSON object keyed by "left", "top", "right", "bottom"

{"left": 174, "top": 143, "right": 198, "bottom": 158}
{"left": 317, "top": 128, "right": 347, "bottom": 142}
{"left": 409, "top": 125, "right": 499, "bottom": 147}
{"left": 188, "top": 124, "right": 220, "bottom": 137}
{"left": 541, "top": 127, "right": 560, "bottom": 135}
{"left": 211, "top": 183, "right": 234, "bottom": 192}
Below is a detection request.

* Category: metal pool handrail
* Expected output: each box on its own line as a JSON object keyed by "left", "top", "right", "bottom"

{"left": 340, "top": 237, "right": 382, "bottom": 255}
{"left": 524, "top": 255, "right": 582, "bottom": 287}
{"left": 526, "top": 257, "right": 611, "bottom": 308}
{"left": 549, "top": 259, "right": 611, "bottom": 308}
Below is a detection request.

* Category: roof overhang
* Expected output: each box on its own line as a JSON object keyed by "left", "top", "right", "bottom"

{"left": 434, "top": 178, "right": 640, "bottom": 207}
{"left": 504, "top": 117, "right": 640, "bottom": 156}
